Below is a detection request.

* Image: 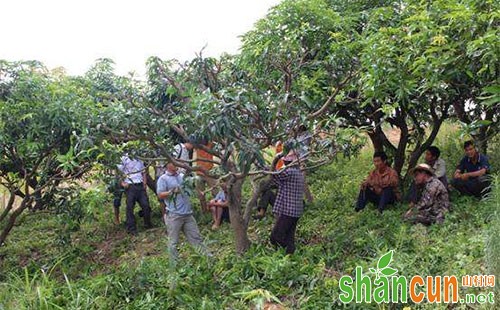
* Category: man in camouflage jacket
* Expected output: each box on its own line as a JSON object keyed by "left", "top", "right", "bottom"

{"left": 404, "top": 164, "right": 449, "bottom": 225}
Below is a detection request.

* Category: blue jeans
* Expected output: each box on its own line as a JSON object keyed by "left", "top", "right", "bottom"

{"left": 356, "top": 187, "right": 396, "bottom": 213}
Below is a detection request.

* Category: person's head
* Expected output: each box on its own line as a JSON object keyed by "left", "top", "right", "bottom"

{"left": 373, "top": 151, "right": 389, "bottom": 170}
{"left": 166, "top": 162, "right": 178, "bottom": 174}
{"left": 463, "top": 140, "right": 477, "bottom": 159}
{"left": 184, "top": 142, "right": 194, "bottom": 151}
{"left": 425, "top": 146, "right": 441, "bottom": 162}
{"left": 413, "top": 164, "right": 434, "bottom": 185}
{"left": 283, "top": 151, "right": 298, "bottom": 166}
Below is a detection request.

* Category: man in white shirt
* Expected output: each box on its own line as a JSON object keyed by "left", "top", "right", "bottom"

{"left": 173, "top": 141, "right": 194, "bottom": 174}
{"left": 117, "top": 155, "right": 152, "bottom": 235}
{"left": 425, "top": 146, "right": 447, "bottom": 187}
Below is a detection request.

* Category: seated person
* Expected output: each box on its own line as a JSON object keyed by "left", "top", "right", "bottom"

{"left": 404, "top": 164, "right": 449, "bottom": 225}
{"left": 406, "top": 146, "right": 447, "bottom": 203}
{"left": 425, "top": 146, "right": 448, "bottom": 187}
{"left": 253, "top": 179, "right": 276, "bottom": 220}
{"left": 355, "top": 151, "right": 400, "bottom": 213}
{"left": 208, "top": 184, "right": 230, "bottom": 230}
{"left": 451, "top": 140, "right": 491, "bottom": 198}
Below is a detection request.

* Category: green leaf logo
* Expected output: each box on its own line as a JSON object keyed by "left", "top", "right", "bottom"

{"left": 377, "top": 250, "right": 393, "bottom": 269}
{"left": 372, "top": 250, "right": 398, "bottom": 279}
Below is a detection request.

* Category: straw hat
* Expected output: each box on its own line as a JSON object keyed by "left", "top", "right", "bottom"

{"left": 412, "top": 163, "right": 435, "bottom": 176}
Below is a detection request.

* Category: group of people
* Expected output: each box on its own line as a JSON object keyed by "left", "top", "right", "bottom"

{"left": 111, "top": 137, "right": 492, "bottom": 258}
{"left": 355, "top": 140, "right": 491, "bottom": 225}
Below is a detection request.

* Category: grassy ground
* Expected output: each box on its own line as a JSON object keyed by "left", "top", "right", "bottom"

{"left": 0, "top": 131, "right": 499, "bottom": 309}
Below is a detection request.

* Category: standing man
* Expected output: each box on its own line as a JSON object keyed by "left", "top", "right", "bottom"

{"left": 117, "top": 155, "right": 152, "bottom": 235}
{"left": 173, "top": 140, "right": 194, "bottom": 174}
{"left": 157, "top": 162, "right": 209, "bottom": 260}
{"left": 269, "top": 151, "right": 305, "bottom": 254}
{"left": 355, "top": 151, "right": 400, "bottom": 213}
{"left": 451, "top": 140, "right": 491, "bottom": 198}
{"left": 404, "top": 164, "right": 449, "bottom": 225}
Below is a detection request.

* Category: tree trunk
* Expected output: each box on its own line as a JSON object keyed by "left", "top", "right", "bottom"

{"left": 227, "top": 176, "right": 251, "bottom": 254}
{"left": 368, "top": 126, "right": 397, "bottom": 152}
{"left": 145, "top": 171, "right": 157, "bottom": 194}
{"left": 0, "top": 196, "right": 30, "bottom": 246}
{"left": 0, "top": 190, "right": 16, "bottom": 223}
{"left": 367, "top": 129, "right": 384, "bottom": 152}
{"left": 393, "top": 121, "right": 409, "bottom": 175}
{"left": 405, "top": 119, "right": 444, "bottom": 179}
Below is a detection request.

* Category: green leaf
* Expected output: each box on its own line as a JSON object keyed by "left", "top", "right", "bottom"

{"left": 380, "top": 267, "right": 398, "bottom": 277}
{"left": 377, "top": 250, "right": 394, "bottom": 269}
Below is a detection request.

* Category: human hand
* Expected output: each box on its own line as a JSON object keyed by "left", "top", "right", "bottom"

{"left": 361, "top": 181, "right": 369, "bottom": 190}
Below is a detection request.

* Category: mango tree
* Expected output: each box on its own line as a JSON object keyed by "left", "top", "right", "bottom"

{"left": 0, "top": 61, "right": 103, "bottom": 245}
{"left": 99, "top": 50, "right": 363, "bottom": 254}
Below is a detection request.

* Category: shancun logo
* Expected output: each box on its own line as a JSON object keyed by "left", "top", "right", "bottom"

{"left": 338, "top": 250, "right": 477, "bottom": 304}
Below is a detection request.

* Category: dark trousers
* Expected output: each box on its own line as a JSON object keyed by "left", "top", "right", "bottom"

{"left": 125, "top": 184, "right": 152, "bottom": 233}
{"left": 356, "top": 187, "right": 395, "bottom": 213}
{"left": 451, "top": 176, "right": 491, "bottom": 198}
{"left": 270, "top": 214, "right": 299, "bottom": 254}
{"left": 257, "top": 188, "right": 276, "bottom": 213}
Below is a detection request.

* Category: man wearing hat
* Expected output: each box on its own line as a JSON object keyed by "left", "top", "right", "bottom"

{"left": 269, "top": 150, "right": 305, "bottom": 254}
{"left": 404, "top": 163, "right": 449, "bottom": 225}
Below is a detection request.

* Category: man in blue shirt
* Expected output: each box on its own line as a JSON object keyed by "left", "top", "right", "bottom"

{"left": 451, "top": 140, "right": 491, "bottom": 198}
{"left": 157, "top": 162, "right": 209, "bottom": 260}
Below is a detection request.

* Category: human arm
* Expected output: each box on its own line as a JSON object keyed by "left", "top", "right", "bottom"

{"left": 434, "top": 160, "right": 446, "bottom": 179}
{"left": 461, "top": 168, "right": 487, "bottom": 180}
{"left": 157, "top": 177, "right": 179, "bottom": 200}
{"left": 454, "top": 157, "right": 466, "bottom": 178}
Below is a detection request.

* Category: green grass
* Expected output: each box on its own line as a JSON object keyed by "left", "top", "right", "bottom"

{"left": 0, "top": 140, "right": 499, "bottom": 309}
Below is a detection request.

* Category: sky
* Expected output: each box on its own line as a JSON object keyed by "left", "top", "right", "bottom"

{"left": 0, "top": 0, "right": 281, "bottom": 76}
